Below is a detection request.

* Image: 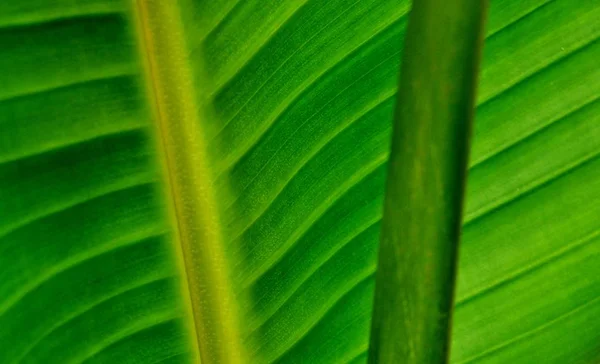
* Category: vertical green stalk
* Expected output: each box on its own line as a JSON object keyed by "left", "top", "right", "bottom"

{"left": 133, "top": 1, "right": 244, "bottom": 363}
{"left": 369, "top": 0, "right": 487, "bottom": 363}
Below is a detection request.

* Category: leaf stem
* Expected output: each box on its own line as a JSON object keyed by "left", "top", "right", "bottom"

{"left": 368, "top": 0, "right": 487, "bottom": 362}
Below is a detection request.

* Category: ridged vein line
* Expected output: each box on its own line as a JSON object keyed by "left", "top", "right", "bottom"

{"left": 76, "top": 315, "right": 181, "bottom": 364}
{"left": 226, "top": 87, "right": 395, "bottom": 245}
{"left": 265, "top": 272, "right": 375, "bottom": 364}
{"left": 246, "top": 217, "right": 381, "bottom": 332}
{"left": 15, "top": 276, "right": 172, "bottom": 364}
{"left": 457, "top": 228, "right": 600, "bottom": 308}
{"left": 465, "top": 95, "right": 600, "bottom": 223}
{"left": 223, "top": 60, "right": 398, "bottom": 213}
{"left": 470, "top": 35, "right": 600, "bottom": 166}
{"left": 215, "top": 12, "right": 409, "bottom": 172}
{"left": 148, "top": 351, "right": 189, "bottom": 364}
{"left": 203, "top": 0, "right": 313, "bottom": 94}
{"left": 237, "top": 155, "right": 388, "bottom": 286}
{"left": 196, "top": 0, "right": 242, "bottom": 43}
{"left": 0, "top": 180, "right": 155, "bottom": 241}
{"left": 0, "top": 230, "right": 165, "bottom": 317}
{"left": 458, "top": 294, "right": 600, "bottom": 363}
{"left": 0, "top": 124, "right": 145, "bottom": 167}
{"left": 0, "top": 7, "right": 124, "bottom": 30}
{"left": 465, "top": 147, "right": 600, "bottom": 228}
{"left": 484, "top": 0, "right": 555, "bottom": 40}
{"left": 0, "top": 72, "right": 133, "bottom": 106}
{"left": 343, "top": 349, "right": 369, "bottom": 364}
{"left": 210, "top": 0, "right": 363, "bottom": 131}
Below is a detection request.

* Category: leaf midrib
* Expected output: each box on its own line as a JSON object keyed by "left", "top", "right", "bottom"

{"left": 133, "top": 1, "right": 244, "bottom": 363}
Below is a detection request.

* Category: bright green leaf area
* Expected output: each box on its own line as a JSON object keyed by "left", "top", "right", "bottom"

{"left": 0, "top": 0, "right": 599, "bottom": 363}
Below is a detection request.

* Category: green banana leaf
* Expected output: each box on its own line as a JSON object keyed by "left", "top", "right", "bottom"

{"left": 0, "top": 0, "right": 598, "bottom": 363}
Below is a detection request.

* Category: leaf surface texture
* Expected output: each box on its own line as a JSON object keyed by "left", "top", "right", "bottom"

{"left": 0, "top": 0, "right": 599, "bottom": 363}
